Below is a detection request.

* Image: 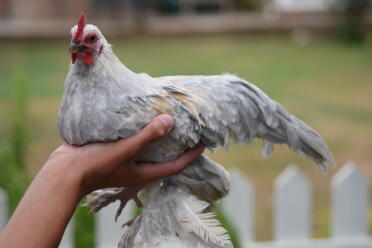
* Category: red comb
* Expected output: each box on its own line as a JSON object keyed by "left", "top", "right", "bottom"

{"left": 73, "top": 13, "right": 86, "bottom": 41}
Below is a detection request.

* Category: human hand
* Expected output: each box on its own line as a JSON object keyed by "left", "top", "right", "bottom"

{"left": 45, "top": 114, "right": 205, "bottom": 197}
{"left": 1, "top": 114, "right": 205, "bottom": 248}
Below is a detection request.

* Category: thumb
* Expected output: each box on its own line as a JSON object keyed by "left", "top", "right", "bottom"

{"left": 120, "top": 114, "right": 174, "bottom": 160}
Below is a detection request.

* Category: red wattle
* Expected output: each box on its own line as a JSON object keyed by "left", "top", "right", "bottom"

{"left": 84, "top": 54, "right": 94, "bottom": 65}
{"left": 72, "top": 52, "right": 94, "bottom": 65}
{"left": 71, "top": 53, "right": 77, "bottom": 64}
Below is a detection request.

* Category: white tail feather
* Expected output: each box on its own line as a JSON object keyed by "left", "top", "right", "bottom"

{"left": 178, "top": 196, "right": 232, "bottom": 247}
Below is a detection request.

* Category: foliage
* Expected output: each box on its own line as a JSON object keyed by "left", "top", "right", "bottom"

{"left": 236, "top": 0, "right": 261, "bottom": 10}
{"left": 159, "top": 0, "right": 180, "bottom": 14}
{"left": 11, "top": 73, "right": 28, "bottom": 169}
{"left": 0, "top": 71, "right": 30, "bottom": 214}
{"left": 216, "top": 206, "right": 241, "bottom": 248}
{"left": 74, "top": 206, "right": 95, "bottom": 248}
{"left": 334, "top": 0, "right": 371, "bottom": 44}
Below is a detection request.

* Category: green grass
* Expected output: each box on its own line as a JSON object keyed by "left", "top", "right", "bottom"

{"left": 0, "top": 34, "right": 371, "bottom": 244}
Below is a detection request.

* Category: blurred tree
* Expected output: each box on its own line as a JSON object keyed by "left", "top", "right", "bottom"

{"left": 177, "top": 0, "right": 236, "bottom": 14}
{"left": 335, "top": 0, "right": 371, "bottom": 44}
{"left": 0, "top": 72, "right": 30, "bottom": 214}
{"left": 159, "top": 0, "right": 180, "bottom": 14}
{"left": 12, "top": 73, "right": 27, "bottom": 170}
{"left": 217, "top": 207, "right": 241, "bottom": 248}
{"left": 236, "top": 0, "right": 261, "bottom": 10}
{"left": 74, "top": 207, "right": 95, "bottom": 248}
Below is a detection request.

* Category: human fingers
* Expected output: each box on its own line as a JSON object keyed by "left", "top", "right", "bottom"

{"left": 130, "top": 143, "right": 205, "bottom": 185}
{"left": 113, "top": 114, "right": 174, "bottom": 162}
{"left": 84, "top": 114, "right": 174, "bottom": 168}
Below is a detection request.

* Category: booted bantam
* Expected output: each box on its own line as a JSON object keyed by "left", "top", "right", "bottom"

{"left": 57, "top": 13, "right": 335, "bottom": 248}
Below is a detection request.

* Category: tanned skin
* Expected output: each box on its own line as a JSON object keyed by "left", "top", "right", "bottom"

{"left": 0, "top": 114, "right": 205, "bottom": 248}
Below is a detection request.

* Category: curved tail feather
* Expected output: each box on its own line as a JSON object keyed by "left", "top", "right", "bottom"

{"left": 258, "top": 104, "right": 336, "bottom": 172}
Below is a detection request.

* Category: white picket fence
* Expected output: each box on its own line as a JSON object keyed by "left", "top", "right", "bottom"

{"left": 0, "top": 161, "right": 371, "bottom": 248}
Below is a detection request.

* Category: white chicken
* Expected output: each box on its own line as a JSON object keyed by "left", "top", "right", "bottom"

{"left": 57, "top": 14, "right": 335, "bottom": 248}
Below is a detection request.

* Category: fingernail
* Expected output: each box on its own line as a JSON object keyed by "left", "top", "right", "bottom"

{"left": 158, "top": 114, "right": 174, "bottom": 131}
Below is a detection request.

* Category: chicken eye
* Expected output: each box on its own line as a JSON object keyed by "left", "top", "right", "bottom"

{"left": 86, "top": 34, "right": 97, "bottom": 43}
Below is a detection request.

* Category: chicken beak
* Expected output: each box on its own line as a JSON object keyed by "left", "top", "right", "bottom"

{"left": 69, "top": 41, "right": 81, "bottom": 54}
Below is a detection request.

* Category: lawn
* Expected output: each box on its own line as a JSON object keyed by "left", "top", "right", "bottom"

{"left": 0, "top": 34, "right": 371, "bottom": 243}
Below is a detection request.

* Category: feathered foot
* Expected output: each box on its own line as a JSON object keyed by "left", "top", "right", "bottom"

{"left": 83, "top": 187, "right": 143, "bottom": 221}
{"left": 119, "top": 183, "right": 233, "bottom": 248}
{"left": 122, "top": 218, "right": 136, "bottom": 228}
{"left": 114, "top": 188, "right": 143, "bottom": 221}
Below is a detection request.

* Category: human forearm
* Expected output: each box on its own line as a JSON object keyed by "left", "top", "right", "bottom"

{"left": 0, "top": 161, "right": 83, "bottom": 248}
{"left": 0, "top": 115, "right": 204, "bottom": 248}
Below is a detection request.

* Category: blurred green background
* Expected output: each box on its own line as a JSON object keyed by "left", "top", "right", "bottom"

{"left": 0, "top": 0, "right": 372, "bottom": 247}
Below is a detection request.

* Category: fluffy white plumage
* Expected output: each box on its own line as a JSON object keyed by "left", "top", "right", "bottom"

{"left": 178, "top": 196, "right": 231, "bottom": 247}
{"left": 57, "top": 15, "right": 335, "bottom": 248}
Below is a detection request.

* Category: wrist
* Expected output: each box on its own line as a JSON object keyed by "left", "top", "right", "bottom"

{"left": 0, "top": 156, "right": 86, "bottom": 248}
{"left": 42, "top": 158, "right": 87, "bottom": 200}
